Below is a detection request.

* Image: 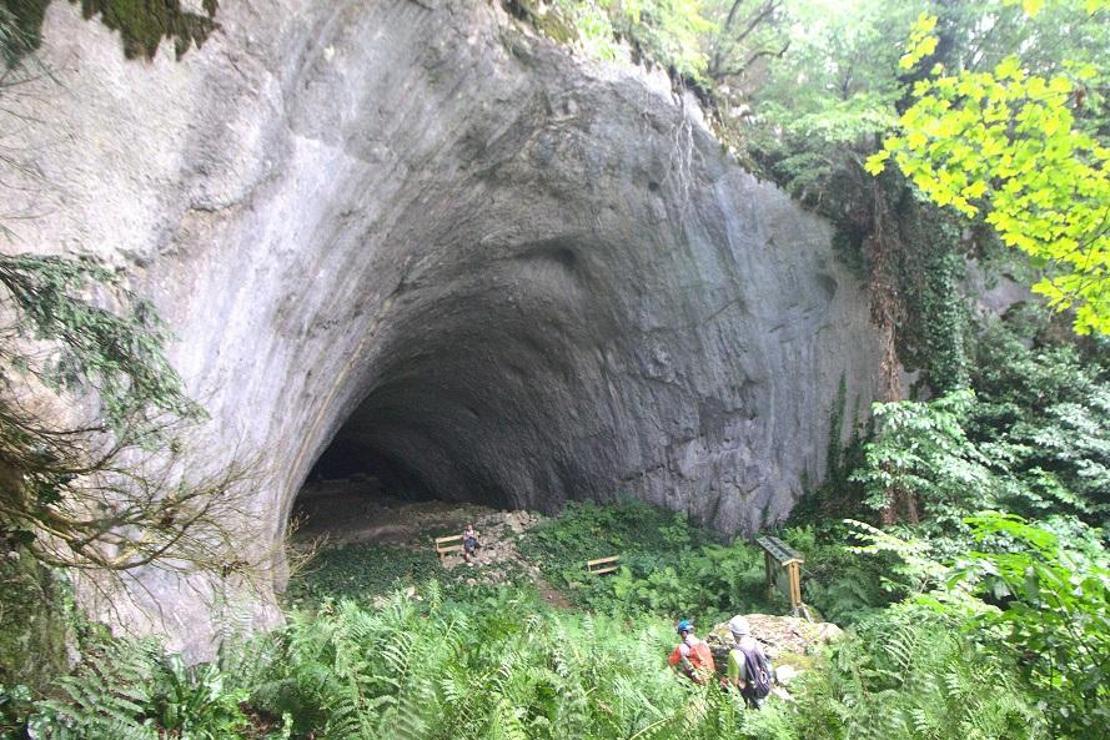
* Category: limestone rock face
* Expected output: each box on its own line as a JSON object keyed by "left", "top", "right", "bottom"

{"left": 6, "top": 0, "right": 880, "bottom": 654}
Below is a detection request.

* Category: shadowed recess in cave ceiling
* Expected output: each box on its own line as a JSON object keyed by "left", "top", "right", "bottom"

{"left": 294, "top": 238, "right": 602, "bottom": 521}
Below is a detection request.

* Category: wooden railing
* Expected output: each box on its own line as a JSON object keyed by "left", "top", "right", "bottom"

{"left": 586, "top": 555, "right": 621, "bottom": 576}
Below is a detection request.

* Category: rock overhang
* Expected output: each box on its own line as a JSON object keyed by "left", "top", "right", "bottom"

{"left": 6, "top": 0, "right": 881, "bottom": 655}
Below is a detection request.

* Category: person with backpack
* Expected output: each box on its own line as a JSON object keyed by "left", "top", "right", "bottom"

{"left": 724, "top": 615, "right": 772, "bottom": 708}
{"left": 462, "top": 523, "right": 480, "bottom": 564}
{"left": 668, "top": 619, "right": 716, "bottom": 684}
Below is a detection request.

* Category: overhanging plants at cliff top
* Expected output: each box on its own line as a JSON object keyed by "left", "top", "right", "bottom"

{"left": 867, "top": 0, "right": 1110, "bottom": 335}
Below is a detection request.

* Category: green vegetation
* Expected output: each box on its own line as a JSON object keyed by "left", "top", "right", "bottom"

{"left": 6, "top": 495, "right": 1097, "bottom": 738}
{"left": 286, "top": 544, "right": 443, "bottom": 605}
{"left": 284, "top": 542, "right": 535, "bottom": 609}
{"left": 1, "top": 0, "right": 218, "bottom": 60}
{"left": 868, "top": 1, "right": 1110, "bottom": 334}
{"left": 0, "top": 549, "right": 74, "bottom": 692}
{"left": 865, "top": 1, "right": 1110, "bottom": 335}
{"left": 786, "top": 602, "right": 1045, "bottom": 738}
{"left": 519, "top": 501, "right": 773, "bottom": 622}
{"left": 960, "top": 513, "right": 1110, "bottom": 735}
{"left": 851, "top": 311, "right": 1109, "bottom": 538}
{"left": 1, "top": 0, "right": 1107, "bottom": 738}
{"left": 0, "top": 254, "right": 201, "bottom": 428}
{"left": 507, "top": 0, "right": 716, "bottom": 83}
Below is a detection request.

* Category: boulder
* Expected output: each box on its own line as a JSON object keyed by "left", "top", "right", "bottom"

{"left": 705, "top": 613, "right": 844, "bottom": 673}
{"left": 774, "top": 664, "right": 800, "bottom": 686}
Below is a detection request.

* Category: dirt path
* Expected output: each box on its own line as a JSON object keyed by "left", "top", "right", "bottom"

{"left": 536, "top": 578, "right": 573, "bottom": 609}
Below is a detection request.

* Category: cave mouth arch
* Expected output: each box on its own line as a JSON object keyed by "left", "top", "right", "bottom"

{"left": 284, "top": 236, "right": 610, "bottom": 546}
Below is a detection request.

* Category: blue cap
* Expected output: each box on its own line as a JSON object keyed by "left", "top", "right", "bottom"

{"left": 676, "top": 619, "right": 694, "bottom": 634}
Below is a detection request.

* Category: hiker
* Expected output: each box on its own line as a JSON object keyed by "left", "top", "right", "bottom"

{"left": 462, "top": 523, "right": 480, "bottom": 564}
{"left": 668, "top": 619, "right": 716, "bottom": 684}
{"left": 723, "top": 615, "right": 772, "bottom": 708}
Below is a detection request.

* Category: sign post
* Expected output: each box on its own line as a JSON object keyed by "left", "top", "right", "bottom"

{"left": 755, "top": 535, "right": 806, "bottom": 616}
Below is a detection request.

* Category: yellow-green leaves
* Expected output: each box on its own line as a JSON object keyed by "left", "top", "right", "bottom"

{"left": 994, "top": 55, "right": 1024, "bottom": 81}
{"left": 1004, "top": 0, "right": 1110, "bottom": 13}
{"left": 899, "top": 13, "right": 939, "bottom": 69}
{"left": 864, "top": 149, "right": 890, "bottom": 175}
{"left": 871, "top": 5, "right": 1110, "bottom": 335}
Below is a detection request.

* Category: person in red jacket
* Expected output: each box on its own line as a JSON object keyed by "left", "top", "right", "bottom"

{"left": 667, "top": 619, "right": 716, "bottom": 684}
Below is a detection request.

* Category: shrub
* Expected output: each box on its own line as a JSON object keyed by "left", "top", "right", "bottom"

{"left": 519, "top": 501, "right": 768, "bottom": 621}
{"left": 958, "top": 513, "right": 1110, "bottom": 737}
{"left": 26, "top": 638, "right": 251, "bottom": 739}
{"left": 782, "top": 604, "right": 1046, "bottom": 739}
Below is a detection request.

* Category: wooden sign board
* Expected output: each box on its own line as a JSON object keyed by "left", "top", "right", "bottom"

{"left": 755, "top": 535, "right": 805, "bottom": 613}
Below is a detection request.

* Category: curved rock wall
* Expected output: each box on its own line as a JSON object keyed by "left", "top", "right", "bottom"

{"left": 5, "top": 0, "right": 881, "bottom": 652}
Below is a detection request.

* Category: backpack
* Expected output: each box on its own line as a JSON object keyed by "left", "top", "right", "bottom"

{"left": 737, "top": 645, "right": 772, "bottom": 700}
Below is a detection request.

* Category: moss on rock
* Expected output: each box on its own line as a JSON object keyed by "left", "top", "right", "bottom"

{"left": 2, "top": 0, "right": 218, "bottom": 61}
{"left": 503, "top": 0, "right": 578, "bottom": 45}
{"left": 0, "top": 544, "right": 73, "bottom": 691}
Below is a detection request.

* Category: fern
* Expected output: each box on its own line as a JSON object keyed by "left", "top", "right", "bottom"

{"left": 31, "top": 639, "right": 160, "bottom": 738}
{"left": 19, "top": 557, "right": 1057, "bottom": 740}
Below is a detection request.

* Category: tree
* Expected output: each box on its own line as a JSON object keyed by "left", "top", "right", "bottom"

{"left": 866, "top": 1, "right": 1110, "bottom": 335}
{"left": 705, "top": 0, "right": 790, "bottom": 89}
{"left": 852, "top": 391, "right": 995, "bottom": 528}
{"left": 0, "top": 254, "right": 258, "bottom": 577}
{"left": 0, "top": 12, "right": 259, "bottom": 582}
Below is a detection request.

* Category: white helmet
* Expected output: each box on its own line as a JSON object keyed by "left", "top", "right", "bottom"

{"left": 728, "top": 615, "right": 751, "bottom": 637}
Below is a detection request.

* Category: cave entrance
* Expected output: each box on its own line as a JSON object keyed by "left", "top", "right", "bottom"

{"left": 289, "top": 409, "right": 512, "bottom": 549}
{"left": 286, "top": 237, "right": 596, "bottom": 550}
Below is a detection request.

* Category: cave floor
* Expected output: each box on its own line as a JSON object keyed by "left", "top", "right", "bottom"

{"left": 290, "top": 477, "right": 567, "bottom": 602}
{"left": 290, "top": 478, "right": 543, "bottom": 568}
{"left": 290, "top": 477, "right": 500, "bottom": 548}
